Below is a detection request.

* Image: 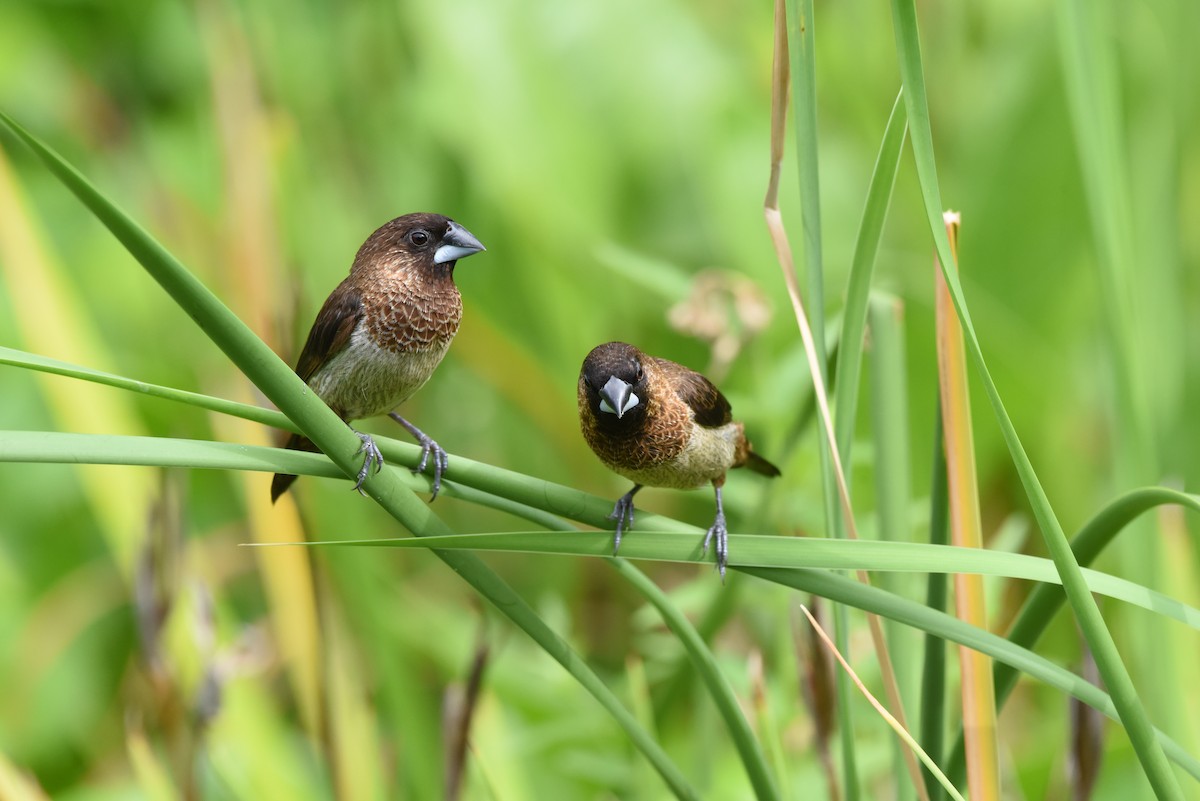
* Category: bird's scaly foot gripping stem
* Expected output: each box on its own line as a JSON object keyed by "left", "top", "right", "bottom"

{"left": 700, "top": 483, "right": 729, "bottom": 580}
{"left": 607, "top": 484, "right": 643, "bottom": 553}
{"left": 351, "top": 430, "right": 385, "bottom": 493}
{"left": 389, "top": 411, "right": 449, "bottom": 501}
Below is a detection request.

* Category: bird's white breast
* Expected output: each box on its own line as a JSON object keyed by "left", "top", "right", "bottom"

{"left": 308, "top": 324, "right": 451, "bottom": 421}
{"left": 611, "top": 421, "right": 740, "bottom": 489}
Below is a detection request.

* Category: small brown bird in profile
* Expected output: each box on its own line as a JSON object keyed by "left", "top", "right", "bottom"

{"left": 577, "top": 341, "right": 780, "bottom": 577}
{"left": 271, "top": 212, "right": 485, "bottom": 503}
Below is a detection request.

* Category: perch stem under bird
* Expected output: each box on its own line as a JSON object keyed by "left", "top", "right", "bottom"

{"left": 577, "top": 341, "right": 780, "bottom": 578}
{"left": 270, "top": 213, "right": 485, "bottom": 504}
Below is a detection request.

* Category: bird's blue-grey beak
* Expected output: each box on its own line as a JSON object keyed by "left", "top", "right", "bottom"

{"left": 435, "top": 221, "right": 486, "bottom": 264}
{"left": 598, "top": 376, "right": 640, "bottom": 418}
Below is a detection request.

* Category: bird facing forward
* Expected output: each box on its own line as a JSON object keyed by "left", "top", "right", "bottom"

{"left": 270, "top": 212, "right": 485, "bottom": 503}
{"left": 577, "top": 341, "right": 780, "bottom": 577}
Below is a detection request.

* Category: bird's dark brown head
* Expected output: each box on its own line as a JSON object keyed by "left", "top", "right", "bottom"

{"left": 352, "top": 212, "right": 485, "bottom": 276}
{"left": 579, "top": 341, "right": 651, "bottom": 430}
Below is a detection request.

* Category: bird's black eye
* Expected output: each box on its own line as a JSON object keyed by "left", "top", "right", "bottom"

{"left": 635, "top": 365, "right": 644, "bottom": 382}
{"left": 409, "top": 230, "right": 430, "bottom": 246}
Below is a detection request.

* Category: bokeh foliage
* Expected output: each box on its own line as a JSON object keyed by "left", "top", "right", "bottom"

{"left": 1, "top": 0, "right": 1198, "bottom": 798}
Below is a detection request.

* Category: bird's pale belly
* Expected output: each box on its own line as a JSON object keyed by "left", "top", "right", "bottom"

{"left": 607, "top": 421, "right": 740, "bottom": 489}
{"left": 308, "top": 327, "right": 452, "bottom": 421}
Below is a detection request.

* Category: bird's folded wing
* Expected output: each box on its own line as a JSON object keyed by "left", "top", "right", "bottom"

{"left": 294, "top": 281, "right": 364, "bottom": 382}
{"left": 655, "top": 357, "right": 732, "bottom": 428}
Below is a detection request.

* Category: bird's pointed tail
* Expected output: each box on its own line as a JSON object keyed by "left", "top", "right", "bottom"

{"left": 271, "top": 432, "right": 318, "bottom": 503}
{"left": 743, "top": 448, "right": 781, "bottom": 478}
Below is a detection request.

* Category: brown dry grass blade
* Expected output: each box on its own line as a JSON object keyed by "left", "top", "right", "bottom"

{"left": 800, "top": 606, "right": 964, "bottom": 801}
{"left": 793, "top": 600, "right": 841, "bottom": 801}
{"left": 1068, "top": 634, "right": 1105, "bottom": 801}
{"left": 443, "top": 618, "right": 491, "bottom": 801}
{"left": 935, "top": 212, "right": 999, "bottom": 799}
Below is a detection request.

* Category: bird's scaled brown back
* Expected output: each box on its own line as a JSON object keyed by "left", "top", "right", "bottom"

{"left": 578, "top": 344, "right": 780, "bottom": 479}
{"left": 650, "top": 356, "right": 732, "bottom": 428}
{"left": 652, "top": 356, "right": 780, "bottom": 475}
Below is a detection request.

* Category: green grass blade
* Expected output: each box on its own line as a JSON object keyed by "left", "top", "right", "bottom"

{"left": 611, "top": 561, "right": 780, "bottom": 801}
{"left": 7, "top": 430, "right": 1200, "bottom": 633}
{"left": 945, "top": 486, "right": 1200, "bottom": 785}
{"left": 886, "top": 5, "right": 1183, "bottom": 796}
{"left": 783, "top": 0, "right": 854, "bottom": 792}
{"left": 785, "top": 0, "right": 826, "bottom": 346}
{"left": 0, "top": 345, "right": 293, "bottom": 431}
{"left": 0, "top": 114, "right": 699, "bottom": 801}
{"left": 834, "top": 93, "right": 907, "bottom": 460}
{"left": 253, "top": 535, "right": 1200, "bottom": 631}
{"left": 7, "top": 422, "right": 1200, "bottom": 790}
{"left": 742, "top": 567, "right": 1200, "bottom": 783}
{"left": 868, "top": 293, "right": 920, "bottom": 801}
{"left": 1056, "top": 0, "right": 1148, "bottom": 463}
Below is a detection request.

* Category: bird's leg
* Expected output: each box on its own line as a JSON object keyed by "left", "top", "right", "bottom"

{"left": 351, "top": 430, "right": 385, "bottom": 494}
{"left": 608, "top": 484, "right": 643, "bottom": 554}
{"left": 700, "top": 479, "right": 729, "bottom": 580}
{"left": 388, "top": 412, "right": 449, "bottom": 501}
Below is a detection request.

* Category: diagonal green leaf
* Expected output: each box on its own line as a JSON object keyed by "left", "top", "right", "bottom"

{"left": 610, "top": 559, "right": 780, "bottom": 800}
{"left": 742, "top": 567, "right": 1200, "bottom": 783}
{"left": 10, "top": 430, "right": 1200, "bottom": 638}
{"left": 243, "top": 527, "right": 1200, "bottom": 632}
{"left": 0, "top": 345, "right": 295, "bottom": 431}
{"left": 886, "top": 4, "right": 1182, "bottom": 796}
{"left": 0, "top": 113, "right": 699, "bottom": 801}
{"left": 834, "top": 91, "right": 907, "bottom": 461}
{"left": 945, "top": 487, "right": 1200, "bottom": 785}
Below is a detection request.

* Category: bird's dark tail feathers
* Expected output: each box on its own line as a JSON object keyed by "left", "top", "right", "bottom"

{"left": 270, "top": 432, "right": 318, "bottom": 503}
{"left": 743, "top": 449, "right": 782, "bottom": 478}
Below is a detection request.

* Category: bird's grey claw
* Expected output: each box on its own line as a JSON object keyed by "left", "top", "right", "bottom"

{"left": 387, "top": 413, "right": 448, "bottom": 501}
{"left": 413, "top": 434, "right": 448, "bottom": 502}
{"left": 702, "top": 511, "right": 729, "bottom": 581}
{"left": 352, "top": 432, "right": 385, "bottom": 495}
{"left": 608, "top": 494, "right": 637, "bottom": 554}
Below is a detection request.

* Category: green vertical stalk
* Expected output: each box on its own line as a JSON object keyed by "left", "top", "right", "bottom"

{"left": 1057, "top": 0, "right": 1186, "bottom": 749}
{"left": 945, "top": 487, "right": 1200, "bottom": 787}
{"left": 868, "top": 294, "right": 918, "bottom": 801}
{"left": 919, "top": 400, "right": 949, "bottom": 801}
{"left": 781, "top": 1, "right": 857, "bottom": 796}
{"left": 834, "top": 91, "right": 907, "bottom": 455}
{"left": 1057, "top": 0, "right": 1151, "bottom": 469}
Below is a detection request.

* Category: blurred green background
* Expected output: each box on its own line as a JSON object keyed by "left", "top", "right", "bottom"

{"left": 1, "top": 0, "right": 1198, "bottom": 798}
